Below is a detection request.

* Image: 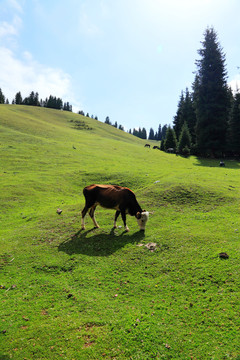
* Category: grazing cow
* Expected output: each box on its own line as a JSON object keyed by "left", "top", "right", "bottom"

{"left": 81, "top": 184, "right": 149, "bottom": 232}
{"left": 144, "top": 144, "right": 150, "bottom": 148}
{"left": 153, "top": 146, "right": 160, "bottom": 150}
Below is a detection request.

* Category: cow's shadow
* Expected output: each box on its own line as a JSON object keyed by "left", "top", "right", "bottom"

{"left": 58, "top": 228, "right": 145, "bottom": 257}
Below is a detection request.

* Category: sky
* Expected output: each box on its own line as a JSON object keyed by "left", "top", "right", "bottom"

{"left": 0, "top": 0, "right": 240, "bottom": 132}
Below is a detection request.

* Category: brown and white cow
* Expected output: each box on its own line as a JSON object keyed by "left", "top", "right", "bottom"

{"left": 81, "top": 184, "right": 149, "bottom": 232}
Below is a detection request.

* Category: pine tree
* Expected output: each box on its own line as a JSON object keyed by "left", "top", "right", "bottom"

{"left": 183, "top": 88, "right": 196, "bottom": 144}
{"left": 173, "top": 91, "right": 185, "bottom": 140}
{"left": 228, "top": 91, "right": 240, "bottom": 156}
{"left": 15, "top": 91, "right": 23, "bottom": 104}
{"left": 105, "top": 116, "right": 111, "bottom": 125}
{"left": 164, "top": 126, "right": 177, "bottom": 151}
{"left": 157, "top": 124, "right": 162, "bottom": 140}
{"left": 142, "top": 127, "right": 147, "bottom": 139}
{"left": 178, "top": 122, "right": 192, "bottom": 156}
{"left": 194, "top": 27, "right": 229, "bottom": 157}
{"left": 0, "top": 88, "right": 5, "bottom": 103}
{"left": 161, "top": 124, "right": 168, "bottom": 140}
{"left": 148, "top": 128, "right": 155, "bottom": 140}
{"left": 174, "top": 89, "right": 196, "bottom": 143}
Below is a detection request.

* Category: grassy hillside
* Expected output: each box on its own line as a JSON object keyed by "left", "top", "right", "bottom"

{"left": 0, "top": 105, "right": 240, "bottom": 359}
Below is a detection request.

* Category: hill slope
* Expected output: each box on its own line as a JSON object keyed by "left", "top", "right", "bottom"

{"left": 0, "top": 105, "right": 240, "bottom": 360}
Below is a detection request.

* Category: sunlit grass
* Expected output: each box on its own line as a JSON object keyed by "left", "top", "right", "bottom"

{"left": 0, "top": 105, "right": 240, "bottom": 359}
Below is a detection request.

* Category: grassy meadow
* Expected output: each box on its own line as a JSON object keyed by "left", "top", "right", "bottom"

{"left": 0, "top": 105, "right": 240, "bottom": 359}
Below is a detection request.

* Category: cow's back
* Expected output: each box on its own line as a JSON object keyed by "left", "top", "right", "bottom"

{"left": 83, "top": 184, "right": 135, "bottom": 209}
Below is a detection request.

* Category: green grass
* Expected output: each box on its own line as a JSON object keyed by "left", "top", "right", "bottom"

{"left": 0, "top": 105, "right": 240, "bottom": 359}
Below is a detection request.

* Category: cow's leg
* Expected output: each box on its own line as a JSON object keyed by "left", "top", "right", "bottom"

{"left": 89, "top": 205, "right": 99, "bottom": 228}
{"left": 120, "top": 209, "right": 129, "bottom": 232}
{"left": 81, "top": 199, "right": 96, "bottom": 230}
{"left": 81, "top": 205, "right": 89, "bottom": 230}
{"left": 114, "top": 210, "right": 121, "bottom": 228}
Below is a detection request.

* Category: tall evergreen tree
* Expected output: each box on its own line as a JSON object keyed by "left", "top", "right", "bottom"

{"left": 141, "top": 127, "right": 147, "bottom": 139}
{"left": 105, "top": 116, "right": 111, "bottom": 125}
{"left": 164, "top": 126, "right": 177, "bottom": 151}
{"left": 148, "top": 128, "right": 155, "bottom": 140}
{"left": 161, "top": 124, "right": 168, "bottom": 140}
{"left": 183, "top": 88, "right": 196, "bottom": 144}
{"left": 0, "top": 88, "right": 5, "bottom": 103}
{"left": 194, "top": 27, "right": 229, "bottom": 157}
{"left": 228, "top": 91, "right": 240, "bottom": 156}
{"left": 178, "top": 122, "right": 192, "bottom": 155}
{"left": 15, "top": 91, "right": 23, "bottom": 104}
{"left": 157, "top": 124, "right": 162, "bottom": 140}
{"left": 173, "top": 91, "right": 185, "bottom": 140}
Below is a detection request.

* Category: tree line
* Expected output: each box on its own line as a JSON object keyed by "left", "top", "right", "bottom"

{"left": 162, "top": 27, "right": 240, "bottom": 158}
{"left": 0, "top": 90, "right": 73, "bottom": 112}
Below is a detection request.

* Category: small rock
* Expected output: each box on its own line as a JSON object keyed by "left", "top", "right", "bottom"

{"left": 219, "top": 252, "right": 229, "bottom": 259}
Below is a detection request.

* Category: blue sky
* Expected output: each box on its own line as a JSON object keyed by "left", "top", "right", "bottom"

{"left": 0, "top": 0, "right": 240, "bottom": 132}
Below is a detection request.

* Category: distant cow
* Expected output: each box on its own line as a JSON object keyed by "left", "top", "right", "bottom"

{"left": 144, "top": 144, "right": 150, "bottom": 148}
{"left": 81, "top": 184, "right": 149, "bottom": 232}
{"left": 153, "top": 146, "right": 160, "bottom": 150}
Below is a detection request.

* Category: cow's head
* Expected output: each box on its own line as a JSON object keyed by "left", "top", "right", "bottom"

{"left": 136, "top": 211, "right": 149, "bottom": 231}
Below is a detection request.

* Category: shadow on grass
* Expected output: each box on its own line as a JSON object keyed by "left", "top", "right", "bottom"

{"left": 194, "top": 157, "right": 240, "bottom": 169}
{"left": 0, "top": 355, "right": 10, "bottom": 360}
{"left": 58, "top": 228, "right": 145, "bottom": 256}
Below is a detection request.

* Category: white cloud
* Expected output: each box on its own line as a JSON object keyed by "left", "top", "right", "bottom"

{"left": 0, "top": 2, "right": 81, "bottom": 111}
{"left": 0, "top": 46, "right": 78, "bottom": 108}
{"left": 7, "top": 0, "right": 24, "bottom": 13}
{"left": 0, "top": 15, "right": 22, "bottom": 39}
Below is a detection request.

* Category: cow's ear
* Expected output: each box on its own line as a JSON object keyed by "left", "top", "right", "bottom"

{"left": 143, "top": 209, "right": 146, "bottom": 212}
{"left": 136, "top": 212, "right": 141, "bottom": 219}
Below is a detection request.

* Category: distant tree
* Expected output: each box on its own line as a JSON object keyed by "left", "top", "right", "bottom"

{"left": 184, "top": 88, "right": 197, "bottom": 144}
{"left": 164, "top": 126, "right": 177, "bottom": 151}
{"left": 86, "top": 113, "right": 89, "bottom": 117}
{"left": 113, "top": 121, "right": 118, "bottom": 128}
{"left": 178, "top": 122, "right": 192, "bottom": 155}
{"left": 15, "top": 91, "right": 23, "bottom": 104}
{"left": 128, "top": 128, "right": 132, "bottom": 134}
{"left": 0, "top": 88, "right": 5, "bottom": 103}
{"left": 105, "top": 116, "right": 111, "bottom": 125}
{"left": 228, "top": 91, "right": 240, "bottom": 156}
{"left": 157, "top": 124, "right": 162, "bottom": 140}
{"left": 63, "top": 102, "right": 72, "bottom": 111}
{"left": 160, "top": 139, "right": 165, "bottom": 151}
{"left": 194, "top": 27, "right": 229, "bottom": 156}
{"left": 161, "top": 124, "right": 168, "bottom": 140}
{"left": 173, "top": 91, "right": 185, "bottom": 140}
{"left": 173, "top": 89, "right": 196, "bottom": 143}
{"left": 5, "top": 98, "right": 9, "bottom": 104}
{"left": 148, "top": 128, "right": 155, "bottom": 140}
{"left": 33, "top": 92, "right": 40, "bottom": 106}
{"left": 118, "top": 124, "right": 124, "bottom": 131}
{"left": 141, "top": 127, "right": 147, "bottom": 139}
{"left": 78, "top": 110, "right": 85, "bottom": 116}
